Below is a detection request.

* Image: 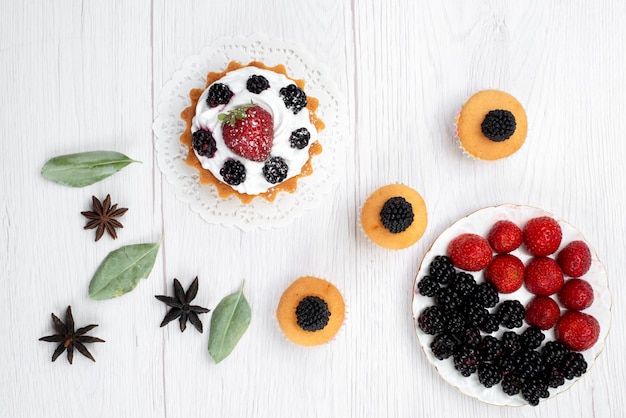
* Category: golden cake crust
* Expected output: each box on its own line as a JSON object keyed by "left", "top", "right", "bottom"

{"left": 276, "top": 276, "right": 345, "bottom": 346}
{"left": 456, "top": 90, "right": 527, "bottom": 161}
{"left": 361, "top": 184, "right": 428, "bottom": 250}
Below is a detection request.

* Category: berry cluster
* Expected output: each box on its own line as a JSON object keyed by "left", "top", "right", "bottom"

{"left": 279, "top": 84, "right": 308, "bottom": 114}
{"left": 417, "top": 256, "right": 588, "bottom": 406}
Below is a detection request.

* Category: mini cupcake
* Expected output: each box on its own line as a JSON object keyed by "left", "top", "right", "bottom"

{"left": 360, "top": 184, "right": 428, "bottom": 250}
{"left": 455, "top": 90, "right": 527, "bottom": 160}
{"left": 276, "top": 276, "right": 345, "bottom": 346}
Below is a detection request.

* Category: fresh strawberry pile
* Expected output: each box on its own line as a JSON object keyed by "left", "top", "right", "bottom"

{"left": 417, "top": 214, "right": 600, "bottom": 406}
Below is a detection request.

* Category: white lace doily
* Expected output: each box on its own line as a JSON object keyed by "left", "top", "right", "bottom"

{"left": 153, "top": 34, "right": 346, "bottom": 230}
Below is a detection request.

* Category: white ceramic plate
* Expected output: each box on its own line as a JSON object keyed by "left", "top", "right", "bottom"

{"left": 411, "top": 204, "right": 611, "bottom": 406}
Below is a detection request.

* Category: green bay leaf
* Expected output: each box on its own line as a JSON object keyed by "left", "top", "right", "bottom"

{"left": 41, "top": 150, "right": 140, "bottom": 187}
{"left": 89, "top": 241, "right": 161, "bottom": 300}
{"left": 208, "top": 282, "right": 251, "bottom": 364}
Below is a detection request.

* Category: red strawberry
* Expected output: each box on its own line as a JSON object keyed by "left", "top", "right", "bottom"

{"left": 220, "top": 103, "right": 274, "bottom": 162}
{"left": 487, "top": 220, "right": 523, "bottom": 253}
{"left": 555, "top": 311, "right": 600, "bottom": 351}
{"left": 523, "top": 216, "right": 562, "bottom": 256}
{"left": 557, "top": 240, "right": 592, "bottom": 278}
{"left": 558, "top": 278, "right": 594, "bottom": 310}
{"left": 447, "top": 233, "right": 492, "bottom": 271}
{"left": 484, "top": 254, "right": 524, "bottom": 293}
{"left": 524, "top": 257, "right": 564, "bottom": 296}
{"left": 525, "top": 296, "right": 561, "bottom": 330}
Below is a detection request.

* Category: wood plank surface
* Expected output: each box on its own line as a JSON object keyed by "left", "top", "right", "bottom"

{"left": 1, "top": 0, "right": 624, "bottom": 417}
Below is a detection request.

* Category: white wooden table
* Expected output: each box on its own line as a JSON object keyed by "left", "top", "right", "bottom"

{"left": 1, "top": 1, "right": 625, "bottom": 417}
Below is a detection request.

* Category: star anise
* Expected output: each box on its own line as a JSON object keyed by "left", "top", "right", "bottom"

{"left": 81, "top": 194, "right": 128, "bottom": 241}
{"left": 155, "top": 277, "right": 210, "bottom": 333}
{"left": 39, "top": 306, "right": 105, "bottom": 364}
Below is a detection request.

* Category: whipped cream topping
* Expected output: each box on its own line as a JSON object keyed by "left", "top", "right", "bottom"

{"left": 192, "top": 66, "right": 318, "bottom": 195}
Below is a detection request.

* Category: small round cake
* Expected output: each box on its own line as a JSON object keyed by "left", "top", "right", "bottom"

{"left": 180, "top": 61, "right": 324, "bottom": 203}
{"left": 455, "top": 90, "right": 527, "bottom": 160}
{"left": 360, "top": 184, "right": 428, "bottom": 250}
{"left": 276, "top": 276, "right": 345, "bottom": 346}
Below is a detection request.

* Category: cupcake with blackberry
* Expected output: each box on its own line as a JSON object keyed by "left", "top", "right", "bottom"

{"left": 360, "top": 184, "right": 428, "bottom": 249}
{"left": 276, "top": 276, "right": 346, "bottom": 346}
{"left": 180, "top": 61, "right": 325, "bottom": 203}
{"left": 455, "top": 90, "right": 528, "bottom": 160}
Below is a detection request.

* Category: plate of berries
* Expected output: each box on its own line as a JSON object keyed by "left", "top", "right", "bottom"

{"left": 411, "top": 204, "right": 611, "bottom": 406}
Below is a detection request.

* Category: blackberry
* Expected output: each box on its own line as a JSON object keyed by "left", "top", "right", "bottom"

{"left": 436, "top": 287, "right": 463, "bottom": 312}
{"left": 541, "top": 341, "right": 569, "bottom": 366}
{"left": 478, "top": 313, "right": 500, "bottom": 334}
{"left": 417, "top": 276, "right": 439, "bottom": 297}
{"left": 263, "top": 156, "right": 289, "bottom": 184}
{"left": 501, "top": 374, "right": 523, "bottom": 396}
{"left": 206, "top": 83, "right": 233, "bottom": 107}
{"left": 380, "top": 197, "right": 414, "bottom": 233}
{"left": 478, "top": 336, "right": 503, "bottom": 362}
{"left": 220, "top": 159, "right": 246, "bottom": 185}
{"left": 295, "top": 296, "right": 330, "bottom": 331}
{"left": 560, "top": 352, "right": 587, "bottom": 380}
{"left": 481, "top": 109, "right": 516, "bottom": 142}
{"left": 521, "top": 378, "right": 549, "bottom": 406}
{"left": 496, "top": 300, "right": 525, "bottom": 329}
{"left": 521, "top": 327, "right": 546, "bottom": 350}
{"left": 429, "top": 256, "right": 455, "bottom": 285}
{"left": 543, "top": 366, "right": 565, "bottom": 388}
{"left": 500, "top": 331, "right": 522, "bottom": 354}
{"left": 246, "top": 74, "right": 270, "bottom": 94}
{"left": 478, "top": 362, "right": 503, "bottom": 388}
{"left": 461, "top": 304, "right": 488, "bottom": 328}
{"left": 192, "top": 130, "right": 217, "bottom": 158}
{"left": 417, "top": 306, "right": 446, "bottom": 335}
{"left": 444, "top": 309, "right": 465, "bottom": 334}
{"left": 457, "top": 326, "right": 481, "bottom": 347}
{"left": 289, "top": 127, "right": 311, "bottom": 149}
{"left": 449, "top": 272, "right": 476, "bottom": 300}
{"left": 471, "top": 282, "right": 499, "bottom": 308}
{"left": 279, "top": 84, "right": 308, "bottom": 114}
{"left": 453, "top": 345, "right": 480, "bottom": 377}
{"left": 511, "top": 349, "right": 545, "bottom": 379}
{"left": 430, "top": 333, "right": 458, "bottom": 360}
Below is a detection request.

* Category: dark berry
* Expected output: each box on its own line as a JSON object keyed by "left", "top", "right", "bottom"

{"left": 449, "top": 272, "right": 476, "bottom": 300}
{"left": 436, "top": 287, "right": 463, "bottom": 312}
{"left": 429, "top": 256, "right": 456, "bottom": 285}
{"left": 453, "top": 345, "right": 480, "bottom": 377}
{"left": 192, "top": 130, "right": 217, "bottom": 158}
{"left": 220, "top": 159, "right": 246, "bottom": 185}
{"left": 496, "top": 300, "right": 525, "bottom": 329}
{"left": 478, "top": 335, "right": 503, "bottom": 362}
{"left": 481, "top": 109, "right": 516, "bottom": 142}
{"left": 521, "top": 378, "right": 550, "bottom": 406}
{"left": 478, "top": 313, "right": 500, "bottom": 334}
{"left": 471, "top": 282, "right": 499, "bottom": 308}
{"left": 560, "top": 352, "right": 587, "bottom": 380}
{"left": 206, "top": 83, "right": 233, "bottom": 107}
{"left": 417, "top": 276, "right": 439, "bottom": 297}
{"left": 444, "top": 309, "right": 465, "bottom": 334}
{"left": 430, "top": 333, "right": 458, "bottom": 360}
{"left": 246, "top": 74, "right": 270, "bottom": 94}
{"left": 295, "top": 296, "right": 330, "bottom": 331}
{"left": 289, "top": 127, "right": 311, "bottom": 149}
{"left": 263, "top": 156, "right": 289, "bottom": 184}
{"left": 501, "top": 374, "right": 523, "bottom": 396}
{"left": 512, "top": 349, "right": 545, "bottom": 379}
{"left": 380, "top": 197, "right": 414, "bottom": 234}
{"left": 279, "top": 84, "right": 308, "bottom": 114}
{"left": 417, "top": 306, "right": 446, "bottom": 335}
{"left": 501, "top": 331, "right": 522, "bottom": 354}
{"left": 478, "top": 362, "right": 503, "bottom": 388}
{"left": 521, "top": 327, "right": 546, "bottom": 350}
{"left": 543, "top": 366, "right": 565, "bottom": 388}
{"left": 461, "top": 304, "right": 488, "bottom": 328}
{"left": 457, "top": 326, "right": 481, "bottom": 347}
{"left": 541, "top": 341, "right": 569, "bottom": 366}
